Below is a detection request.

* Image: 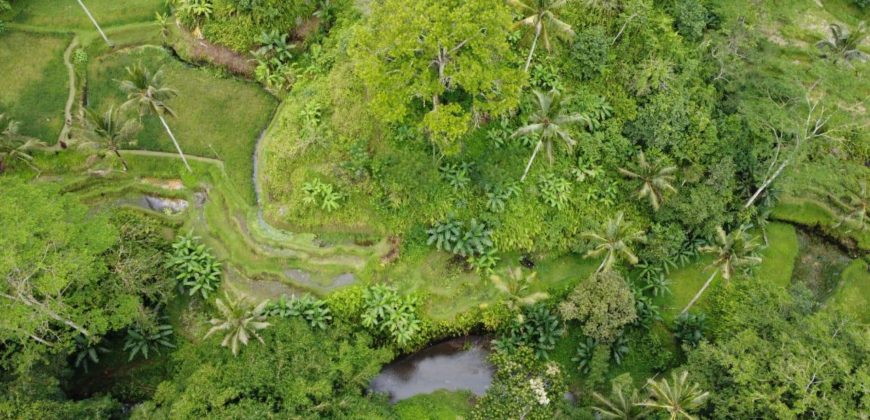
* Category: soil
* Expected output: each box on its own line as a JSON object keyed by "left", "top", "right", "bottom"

{"left": 174, "top": 23, "right": 255, "bottom": 77}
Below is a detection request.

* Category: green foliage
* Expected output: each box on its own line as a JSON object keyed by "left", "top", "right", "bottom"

{"left": 265, "top": 294, "right": 332, "bottom": 330}
{"left": 688, "top": 281, "right": 869, "bottom": 418}
{"left": 493, "top": 304, "right": 563, "bottom": 360}
{"left": 123, "top": 322, "right": 175, "bottom": 361}
{"left": 204, "top": 291, "right": 272, "bottom": 357}
{"left": 537, "top": 173, "right": 572, "bottom": 210}
{"left": 165, "top": 233, "right": 222, "bottom": 299}
{"left": 674, "top": 311, "right": 706, "bottom": 347}
{"left": 427, "top": 218, "right": 494, "bottom": 258}
{"left": 439, "top": 161, "right": 472, "bottom": 191}
{"left": 73, "top": 335, "right": 109, "bottom": 373}
{"left": 471, "top": 347, "right": 568, "bottom": 420}
{"left": 490, "top": 266, "right": 549, "bottom": 312}
{"left": 1, "top": 114, "right": 46, "bottom": 173}
{"left": 484, "top": 181, "right": 521, "bottom": 213}
{"left": 640, "top": 370, "right": 710, "bottom": 419}
{"left": 572, "top": 336, "right": 598, "bottom": 374}
{"left": 134, "top": 320, "right": 392, "bottom": 418}
{"left": 361, "top": 285, "right": 422, "bottom": 348}
{"left": 560, "top": 271, "right": 637, "bottom": 343}
{"left": 394, "top": 390, "right": 473, "bottom": 420}
{"left": 301, "top": 178, "right": 343, "bottom": 212}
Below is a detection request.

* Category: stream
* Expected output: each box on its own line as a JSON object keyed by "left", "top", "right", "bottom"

{"left": 370, "top": 336, "right": 494, "bottom": 403}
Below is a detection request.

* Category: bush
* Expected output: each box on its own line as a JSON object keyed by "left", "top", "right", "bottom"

{"left": 165, "top": 233, "right": 222, "bottom": 299}
{"left": 569, "top": 26, "right": 610, "bottom": 80}
{"left": 266, "top": 294, "right": 333, "bottom": 330}
{"left": 560, "top": 271, "right": 637, "bottom": 343}
{"left": 427, "top": 218, "right": 495, "bottom": 258}
{"left": 361, "top": 285, "right": 422, "bottom": 348}
{"left": 674, "top": 311, "right": 706, "bottom": 347}
{"left": 671, "top": 0, "right": 709, "bottom": 41}
{"left": 493, "top": 304, "right": 563, "bottom": 359}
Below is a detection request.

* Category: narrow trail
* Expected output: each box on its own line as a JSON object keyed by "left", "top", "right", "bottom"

{"left": 58, "top": 36, "right": 80, "bottom": 146}
{"left": 119, "top": 149, "right": 225, "bottom": 168}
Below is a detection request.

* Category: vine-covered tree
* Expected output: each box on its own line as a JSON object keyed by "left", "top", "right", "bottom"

{"left": 351, "top": 0, "right": 525, "bottom": 154}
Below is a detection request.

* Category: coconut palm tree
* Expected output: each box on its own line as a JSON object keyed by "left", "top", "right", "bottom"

{"left": 592, "top": 386, "right": 649, "bottom": 420}
{"left": 204, "top": 292, "right": 271, "bottom": 356}
{"left": 490, "top": 266, "right": 549, "bottom": 312}
{"left": 681, "top": 226, "right": 762, "bottom": 314}
{"left": 76, "top": 0, "right": 113, "bottom": 47}
{"left": 639, "top": 371, "right": 709, "bottom": 420}
{"left": 619, "top": 152, "right": 678, "bottom": 211}
{"left": 0, "top": 114, "right": 45, "bottom": 174}
{"left": 512, "top": 89, "right": 586, "bottom": 182}
{"left": 816, "top": 22, "right": 868, "bottom": 64}
{"left": 508, "top": 0, "right": 576, "bottom": 71}
{"left": 120, "top": 63, "right": 192, "bottom": 172}
{"left": 583, "top": 212, "right": 646, "bottom": 273}
{"left": 77, "top": 105, "right": 140, "bottom": 171}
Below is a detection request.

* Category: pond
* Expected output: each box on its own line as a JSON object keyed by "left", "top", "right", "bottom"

{"left": 370, "top": 336, "right": 493, "bottom": 403}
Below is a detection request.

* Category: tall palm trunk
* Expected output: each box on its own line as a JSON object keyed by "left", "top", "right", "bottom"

{"left": 158, "top": 114, "right": 193, "bottom": 172}
{"left": 524, "top": 23, "right": 542, "bottom": 72}
{"left": 681, "top": 269, "right": 719, "bottom": 315}
{"left": 113, "top": 149, "right": 129, "bottom": 172}
{"left": 521, "top": 140, "right": 543, "bottom": 182}
{"left": 76, "top": 0, "right": 113, "bottom": 47}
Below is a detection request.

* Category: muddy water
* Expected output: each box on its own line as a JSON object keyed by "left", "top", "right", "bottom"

{"left": 370, "top": 336, "right": 493, "bottom": 403}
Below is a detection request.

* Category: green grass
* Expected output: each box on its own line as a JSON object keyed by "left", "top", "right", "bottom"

{"left": 393, "top": 390, "right": 474, "bottom": 420}
{"left": 87, "top": 46, "right": 277, "bottom": 202}
{"left": 829, "top": 258, "right": 870, "bottom": 324}
{"left": 772, "top": 196, "right": 870, "bottom": 251}
{"left": 757, "top": 223, "right": 800, "bottom": 288}
{"left": 0, "top": 30, "right": 70, "bottom": 142}
{"left": 6, "top": 0, "right": 164, "bottom": 30}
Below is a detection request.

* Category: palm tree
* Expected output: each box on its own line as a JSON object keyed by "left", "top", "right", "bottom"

{"left": 681, "top": 226, "right": 762, "bottom": 314}
{"left": 583, "top": 212, "right": 646, "bottom": 273}
{"left": 204, "top": 292, "right": 271, "bottom": 356}
{"left": 816, "top": 22, "right": 868, "bottom": 64}
{"left": 0, "top": 114, "right": 45, "bottom": 174}
{"left": 76, "top": 0, "right": 113, "bottom": 47}
{"left": 508, "top": 0, "right": 576, "bottom": 72}
{"left": 77, "top": 106, "right": 140, "bottom": 171}
{"left": 830, "top": 181, "right": 868, "bottom": 232}
{"left": 120, "top": 63, "right": 192, "bottom": 172}
{"left": 512, "top": 89, "right": 585, "bottom": 182}
{"left": 619, "top": 152, "right": 678, "bottom": 211}
{"left": 490, "top": 266, "right": 549, "bottom": 312}
{"left": 639, "top": 371, "right": 709, "bottom": 420}
{"left": 592, "top": 386, "right": 649, "bottom": 419}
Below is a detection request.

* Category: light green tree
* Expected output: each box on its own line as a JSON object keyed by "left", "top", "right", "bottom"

{"left": 583, "top": 212, "right": 645, "bottom": 273}
{"left": 512, "top": 89, "right": 585, "bottom": 182}
{"left": 618, "top": 151, "right": 678, "bottom": 211}
{"left": 120, "top": 63, "right": 192, "bottom": 172}
{"left": 508, "top": 0, "right": 575, "bottom": 71}
{"left": 77, "top": 106, "right": 140, "bottom": 171}
{"left": 351, "top": 0, "right": 525, "bottom": 154}
{"left": 204, "top": 292, "right": 271, "bottom": 356}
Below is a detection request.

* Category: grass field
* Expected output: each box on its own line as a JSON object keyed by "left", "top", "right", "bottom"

{"left": 5, "top": 0, "right": 163, "bottom": 30}
{"left": 394, "top": 390, "right": 474, "bottom": 420}
{"left": 655, "top": 223, "right": 799, "bottom": 323}
{"left": 86, "top": 46, "right": 277, "bottom": 202}
{"left": 829, "top": 258, "right": 870, "bottom": 324}
{"left": 0, "top": 30, "right": 70, "bottom": 142}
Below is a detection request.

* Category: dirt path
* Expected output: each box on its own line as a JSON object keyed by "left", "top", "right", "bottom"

{"left": 58, "top": 36, "right": 79, "bottom": 146}
{"left": 119, "top": 149, "right": 225, "bottom": 168}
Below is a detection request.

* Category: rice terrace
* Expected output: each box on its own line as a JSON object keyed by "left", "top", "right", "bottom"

{"left": 0, "top": 0, "right": 867, "bottom": 418}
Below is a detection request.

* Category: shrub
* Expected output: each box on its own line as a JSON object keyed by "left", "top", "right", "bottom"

{"left": 569, "top": 26, "right": 610, "bottom": 80}
{"left": 572, "top": 336, "right": 598, "bottom": 374}
{"left": 165, "top": 233, "right": 222, "bottom": 299}
{"left": 427, "top": 218, "right": 494, "bottom": 257}
{"left": 439, "top": 161, "right": 472, "bottom": 191}
{"left": 484, "top": 182, "right": 521, "bottom": 213}
{"left": 671, "top": 0, "right": 709, "bottom": 41}
{"left": 538, "top": 173, "right": 572, "bottom": 210}
{"left": 361, "top": 285, "right": 422, "bottom": 348}
{"left": 123, "top": 322, "right": 175, "bottom": 361}
{"left": 493, "top": 304, "right": 563, "bottom": 359}
{"left": 301, "top": 178, "right": 343, "bottom": 212}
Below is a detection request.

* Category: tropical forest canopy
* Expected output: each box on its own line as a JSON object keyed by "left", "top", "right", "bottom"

{"left": 0, "top": 0, "right": 868, "bottom": 418}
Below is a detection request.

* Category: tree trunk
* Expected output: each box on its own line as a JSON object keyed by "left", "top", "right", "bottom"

{"left": 114, "top": 149, "right": 129, "bottom": 172}
{"left": 158, "top": 114, "right": 193, "bottom": 172}
{"left": 76, "top": 0, "right": 113, "bottom": 47}
{"left": 524, "top": 24, "right": 542, "bottom": 72}
{"left": 681, "top": 269, "right": 719, "bottom": 315}
{"left": 520, "top": 140, "right": 543, "bottom": 182}
{"left": 743, "top": 158, "right": 789, "bottom": 209}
